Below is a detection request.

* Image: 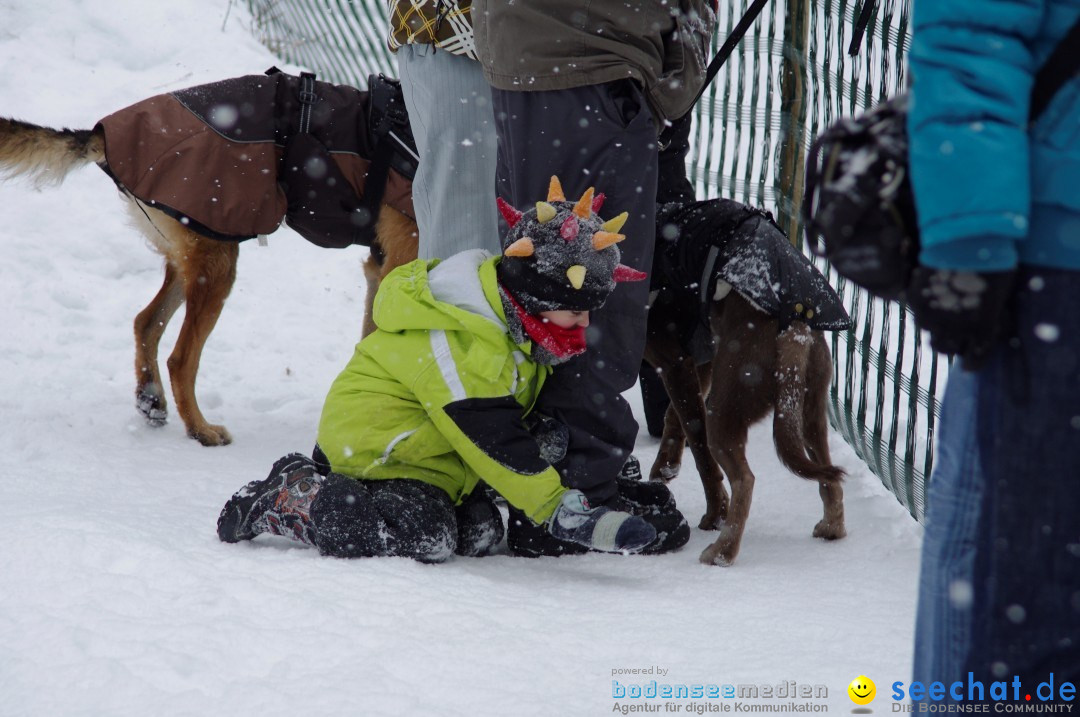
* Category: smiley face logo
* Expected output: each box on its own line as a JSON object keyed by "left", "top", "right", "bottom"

{"left": 848, "top": 675, "right": 876, "bottom": 705}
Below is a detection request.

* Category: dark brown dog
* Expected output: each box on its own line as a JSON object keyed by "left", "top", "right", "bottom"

{"left": 361, "top": 198, "right": 850, "bottom": 567}
{"left": 363, "top": 198, "right": 849, "bottom": 568}
{"left": 644, "top": 199, "right": 850, "bottom": 566}
{"left": 0, "top": 72, "right": 418, "bottom": 445}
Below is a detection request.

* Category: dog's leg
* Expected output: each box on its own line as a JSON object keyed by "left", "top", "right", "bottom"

{"left": 133, "top": 262, "right": 184, "bottom": 426}
{"left": 644, "top": 296, "right": 729, "bottom": 523}
{"left": 653, "top": 402, "right": 686, "bottom": 481}
{"left": 699, "top": 297, "right": 775, "bottom": 565}
{"left": 656, "top": 357, "right": 730, "bottom": 528}
{"left": 166, "top": 230, "right": 238, "bottom": 446}
{"left": 805, "top": 335, "right": 846, "bottom": 540}
{"left": 648, "top": 360, "right": 713, "bottom": 482}
{"left": 699, "top": 411, "right": 756, "bottom": 566}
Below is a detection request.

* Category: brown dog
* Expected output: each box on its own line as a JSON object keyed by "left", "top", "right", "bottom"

{"left": 645, "top": 199, "right": 850, "bottom": 565}
{"left": 358, "top": 197, "right": 853, "bottom": 569}
{"left": 0, "top": 71, "right": 418, "bottom": 446}
{"left": 363, "top": 198, "right": 849, "bottom": 568}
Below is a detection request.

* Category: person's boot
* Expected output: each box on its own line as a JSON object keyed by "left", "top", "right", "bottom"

{"left": 506, "top": 504, "right": 590, "bottom": 558}
{"left": 505, "top": 458, "right": 660, "bottom": 558}
{"left": 619, "top": 454, "right": 644, "bottom": 481}
{"left": 546, "top": 490, "right": 656, "bottom": 554}
{"left": 217, "top": 453, "right": 325, "bottom": 547}
{"left": 455, "top": 486, "right": 505, "bottom": 557}
{"left": 614, "top": 477, "right": 690, "bottom": 555}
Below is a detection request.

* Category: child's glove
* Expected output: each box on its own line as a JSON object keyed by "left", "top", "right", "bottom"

{"left": 908, "top": 267, "right": 1015, "bottom": 371}
{"left": 547, "top": 490, "right": 656, "bottom": 554}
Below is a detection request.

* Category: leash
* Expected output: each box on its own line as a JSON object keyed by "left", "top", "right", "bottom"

{"left": 847, "top": 0, "right": 877, "bottom": 57}
{"left": 659, "top": 0, "right": 774, "bottom": 148}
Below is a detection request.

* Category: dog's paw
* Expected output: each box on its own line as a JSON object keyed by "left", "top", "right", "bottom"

{"left": 189, "top": 423, "right": 233, "bottom": 447}
{"left": 651, "top": 463, "right": 681, "bottom": 482}
{"left": 697, "top": 513, "right": 724, "bottom": 531}
{"left": 699, "top": 542, "right": 736, "bottom": 567}
{"left": 813, "top": 519, "right": 847, "bottom": 540}
{"left": 136, "top": 388, "right": 168, "bottom": 427}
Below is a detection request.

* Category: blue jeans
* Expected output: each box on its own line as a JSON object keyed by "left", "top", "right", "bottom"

{"left": 966, "top": 267, "right": 1080, "bottom": 687}
{"left": 913, "top": 365, "right": 983, "bottom": 695}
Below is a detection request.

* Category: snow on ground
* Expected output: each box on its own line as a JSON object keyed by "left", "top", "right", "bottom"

{"left": 0, "top": 2, "right": 923, "bottom": 715}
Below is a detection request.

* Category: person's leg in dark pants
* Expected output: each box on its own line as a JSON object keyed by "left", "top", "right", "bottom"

{"left": 312, "top": 476, "right": 458, "bottom": 562}
{"left": 492, "top": 81, "right": 659, "bottom": 507}
{"left": 638, "top": 361, "right": 671, "bottom": 439}
{"left": 965, "top": 267, "right": 1080, "bottom": 689}
{"left": 218, "top": 454, "right": 459, "bottom": 563}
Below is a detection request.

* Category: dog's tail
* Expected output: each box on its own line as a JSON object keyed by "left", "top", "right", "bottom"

{"left": 0, "top": 117, "right": 103, "bottom": 187}
{"left": 772, "top": 322, "right": 845, "bottom": 484}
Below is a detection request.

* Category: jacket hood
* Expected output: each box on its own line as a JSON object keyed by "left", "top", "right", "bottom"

{"left": 372, "top": 249, "right": 509, "bottom": 337}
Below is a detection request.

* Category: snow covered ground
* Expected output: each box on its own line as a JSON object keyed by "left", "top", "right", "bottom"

{"left": 0, "top": 2, "right": 922, "bottom": 715}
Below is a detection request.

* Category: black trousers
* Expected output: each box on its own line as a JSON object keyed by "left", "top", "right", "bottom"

{"left": 310, "top": 475, "right": 503, "bottom": 562}
{"left": 491, "top": 81, "right": 659, "bottom": 505}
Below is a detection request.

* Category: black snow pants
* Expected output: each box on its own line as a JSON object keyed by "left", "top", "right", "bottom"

{"left": 311, "top": 474, "right": 504, "bottom": 562}
{"left": 491, "top": 80, "right": 659, "bottom": 506}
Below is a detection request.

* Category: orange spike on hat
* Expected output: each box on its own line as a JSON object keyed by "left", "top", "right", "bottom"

{"left": 503, "top": 237, "right": 535, "bottom": 257}
{"left": 547, "top": 176, "right": 566, "bottom": 202}
{"left": 601, "top": 211, "right": 628, "bottom": 233}
{"left": 573, "top": 187, "right": 595, "bottom": 219}
{"left": 592, "top": 231, "right": 626, "bottom": 251}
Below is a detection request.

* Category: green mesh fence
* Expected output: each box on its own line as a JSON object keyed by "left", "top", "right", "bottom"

{"left": 243, "top": 0, "right": 942, "bottom": 521}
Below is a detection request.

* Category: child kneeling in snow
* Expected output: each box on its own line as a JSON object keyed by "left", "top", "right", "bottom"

{"left": 216, "top": 178, "right": 658, "bottom": 561}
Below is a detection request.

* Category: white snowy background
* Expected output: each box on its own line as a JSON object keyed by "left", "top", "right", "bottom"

{"left": 0, "top": 2, "right": 922, "bottom": 715}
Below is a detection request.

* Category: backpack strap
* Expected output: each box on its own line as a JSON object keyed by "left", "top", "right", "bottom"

{"left": 1030, "top": 17, "right": 1080, "bottom": 123}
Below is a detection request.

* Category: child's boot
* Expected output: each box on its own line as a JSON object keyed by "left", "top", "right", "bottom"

{"left": 217, "top": 453, "right": 325, "bottom": 547}
{"left": 547, "top": 490, "right": 656, "bottom": 554}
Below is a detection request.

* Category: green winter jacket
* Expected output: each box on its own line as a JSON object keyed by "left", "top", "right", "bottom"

{"left": 317, "top": 250, "right": 566, "bottom": 524}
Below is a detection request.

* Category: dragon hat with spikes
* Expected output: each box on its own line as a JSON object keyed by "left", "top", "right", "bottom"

{"left": 496, "top": 176, "right": 647, "bottom": 314}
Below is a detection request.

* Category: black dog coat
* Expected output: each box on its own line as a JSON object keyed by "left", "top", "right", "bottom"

{"left": 652, "top": 199, "right": 852, "bottom": 356}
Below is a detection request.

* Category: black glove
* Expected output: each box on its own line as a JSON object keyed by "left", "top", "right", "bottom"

{"left": 523, "top": 412, "right": 568, "bottom": 465}
{"left": 907, "top": 267, "right": 1016, "bottom": 370}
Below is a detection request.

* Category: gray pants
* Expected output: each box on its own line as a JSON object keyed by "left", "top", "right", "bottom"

{"left": 397, "top": 44, "right": 500, "bottom": 258}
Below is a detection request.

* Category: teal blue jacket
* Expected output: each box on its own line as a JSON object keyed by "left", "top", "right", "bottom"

{"left": 908, "top": 0, "right": 1080, "bottom": 271}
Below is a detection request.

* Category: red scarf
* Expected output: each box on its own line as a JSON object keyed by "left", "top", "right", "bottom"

{"left": 502, "top": 289, "right": 587, "bottom": 361}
